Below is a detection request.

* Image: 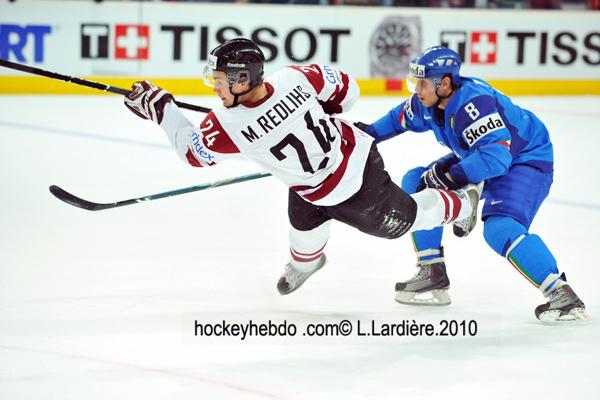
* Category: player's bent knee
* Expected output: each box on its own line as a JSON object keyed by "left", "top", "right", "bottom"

{"left": 401, "top": 166, "right": 427, "bottom": 194}
{"left": 483, "top": 216, "right": 527, "bottom": 256}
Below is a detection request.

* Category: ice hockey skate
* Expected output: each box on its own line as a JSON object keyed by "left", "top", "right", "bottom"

{"left": 395, "top": 257, "right": 451, "bottom": 306}
{"left": 277, "top": 254, "right": 327, "bottom": 295}
{"left": 452, "top": 182, "right": 483, "bottom": 238}
{"left": 535, "top": 276, "right": 590, "bottom": 323}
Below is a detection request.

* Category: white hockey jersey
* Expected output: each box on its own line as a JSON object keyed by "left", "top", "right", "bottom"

{"left": 159, "top": 64, "right": 374, "bottom": 206}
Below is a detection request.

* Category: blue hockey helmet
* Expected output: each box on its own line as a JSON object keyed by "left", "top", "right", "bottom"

{"left": 407, "top": 46, "right": 462, "bottom": 93}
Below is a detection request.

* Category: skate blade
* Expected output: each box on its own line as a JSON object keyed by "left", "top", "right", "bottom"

{"left": 395, "top": 289, "right": 451, "bottom": 306}
{"left": 538, "top": 308, "right": 591, "bottom": 325}
{"left": 453, "top": 219, "right": 475, "bottom": 238}
{"left": 277, "top": 255, "right": 327, "bottom": 295}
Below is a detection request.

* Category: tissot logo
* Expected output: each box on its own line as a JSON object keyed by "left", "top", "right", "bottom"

{"left": 81, "top": 23, "right": 149, "bottom": 60}
{"left": 441, "top": 30, "right": 600, "bottom": 66}
{"left": 462, "top": 113, "right": 506, "bottom": 146}
{"left": 161, "top": 25, "right": 350, "bottom": 63}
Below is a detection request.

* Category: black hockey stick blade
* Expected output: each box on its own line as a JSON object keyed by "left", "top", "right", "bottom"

{"left": 49, "top": 172, "right": 272, "bottom": 211}
{"left": 49, "top": 185, "right": 119, "bottom": 211}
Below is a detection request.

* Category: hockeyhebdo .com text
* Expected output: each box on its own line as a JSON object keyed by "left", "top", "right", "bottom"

{"left": 193, "top": 319, "right": 478, "bottom": 341}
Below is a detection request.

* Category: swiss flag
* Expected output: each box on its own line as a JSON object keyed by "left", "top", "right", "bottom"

{"left": 114, "top": 24, "right": 149, "bottom": 60}
{"left": 470, "top": 32, "right": 497, "bottom": 64}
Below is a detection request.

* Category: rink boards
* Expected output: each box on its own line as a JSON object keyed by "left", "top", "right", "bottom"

{"left": 0, "top": 1, "right": 599, "bottom": 95}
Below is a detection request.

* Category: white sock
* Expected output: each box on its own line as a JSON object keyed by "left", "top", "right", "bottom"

{"left": 410, "top": 188, "right": 472, "bottom": 231}
{"left": 289, "top": 220, "right": 331, "bottom": 272}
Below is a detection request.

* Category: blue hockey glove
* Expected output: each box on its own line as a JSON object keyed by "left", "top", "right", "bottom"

{"left": 353, "top": 121, "right": 376, "bottom": 136}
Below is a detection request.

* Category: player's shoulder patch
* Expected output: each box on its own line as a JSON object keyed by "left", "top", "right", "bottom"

{"left": 289, "top": 64, "right": 325, "bottom": 94}
{"left": 452, "top": 95, "right": 506, "bottom": 147}
{"left": 461, "top": 112, "right": 507, "bottom": 147}
{"left": 321, "top": 65, "right": 340, "bottom": 85}
{"left": 199, "top": 111, "right": 240, "bottom": 154}
{"left": 462, "top": 112, "right": 506, "bottom": 147}
{"left": 455, "top": 95, "right": 496, "bottom": 124}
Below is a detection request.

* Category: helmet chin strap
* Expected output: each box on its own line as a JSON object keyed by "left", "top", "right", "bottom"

{"left": 434, "top": 85, "right": 454, "bottom": 109}
{"left": 228, "top": 85, "right": 254, "bottom": 108}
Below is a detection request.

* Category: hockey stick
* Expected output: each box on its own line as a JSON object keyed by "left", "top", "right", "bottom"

{"left": 0, "top": 58, "right": 211, "bottom": 113}
{"left": 49, "top": 172, "right": 272, "bottom": 211}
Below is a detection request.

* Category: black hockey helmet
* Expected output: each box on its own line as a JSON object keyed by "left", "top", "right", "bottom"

{"left": 203, "top": 38, "right": 265, "bottom": 91}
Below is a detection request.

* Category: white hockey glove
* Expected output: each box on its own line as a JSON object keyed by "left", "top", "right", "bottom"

{"left": 124, "top": 80, "right": 174, "bottom": 124}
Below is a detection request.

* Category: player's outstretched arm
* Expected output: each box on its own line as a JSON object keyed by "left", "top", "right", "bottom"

{"left": 124, "top": 80, "right": 173, "bottom": 124}
{"left": 123, "top": 80, "right": 224, "bottom": 168}
{"left": 355, "top": 94, "right": 431, "bottom": 143}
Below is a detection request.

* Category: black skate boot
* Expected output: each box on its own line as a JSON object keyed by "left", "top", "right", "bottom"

{"left": 277, "top": 254, "right": 327, "bottom": 295}
{"left": 535, "top": 274, "right": 590, "bottom": 323}
{"left": 453, "top": 183, "right": 483, "bottom": 238}
{"left": 395, "top": 249, "right": 451, "bottom": 306}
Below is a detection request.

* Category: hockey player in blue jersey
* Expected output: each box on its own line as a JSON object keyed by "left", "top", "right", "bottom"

{"left": 355, "top": 46, "right": 589, "bottom": 323}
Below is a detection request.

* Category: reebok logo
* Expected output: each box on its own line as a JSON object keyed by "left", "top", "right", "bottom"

{"left": 462, "top": 112, "right": 506, "bottom": 146}
{"left": 227, "top": 62, "right": 245, "bottom": 68}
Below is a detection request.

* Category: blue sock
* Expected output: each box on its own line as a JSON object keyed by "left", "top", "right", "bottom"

{"left": 505, "top": 234, "right": 559, "bottom": 291}
{"left": 484, "top": 216, "right": 559, "bottom": 291}
{"left": 411, "top": 229, "right": 444, "bottom": 262}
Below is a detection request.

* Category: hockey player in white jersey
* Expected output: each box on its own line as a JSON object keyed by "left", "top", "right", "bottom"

{"left": 123, "top": 38, "right": 481, "bottom": 297}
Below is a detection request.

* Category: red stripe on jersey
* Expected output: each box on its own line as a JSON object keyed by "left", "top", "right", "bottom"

{"left": 291, "top": 122, "right": 356, "bottom": 203}
{"left": 185, "top": 149, "right": 203, "bottom": 167}
{"left": 398, "top": 102, "right": 408, "bottom": 128}
{"left": 329, "top": 72, "right": 350, "bottom": 105}
{"left": 200, "top": 111, "right": 240, "bottom": 154}
{"left": 290, "top": 64, "right": 324, "bottom": 94}
{"left": 328, "top": 85, "right": 340, "bottom": 103}
{"left": 436, "top": 190, "right": 451, "bottom": 223}
{"left": 478, "top": 141, "right": 511, "bottom": 152}
{"left": 498, "top": 141, "right": 510, "bottom": 150}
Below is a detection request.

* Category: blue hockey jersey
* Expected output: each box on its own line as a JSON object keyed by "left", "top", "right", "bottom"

{"left": 367, "top": 77, "right": 554, "bottom": 185}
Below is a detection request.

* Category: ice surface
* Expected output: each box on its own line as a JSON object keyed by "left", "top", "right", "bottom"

{"left": 1, "top": 94, "right": 599, "bottom": 399}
